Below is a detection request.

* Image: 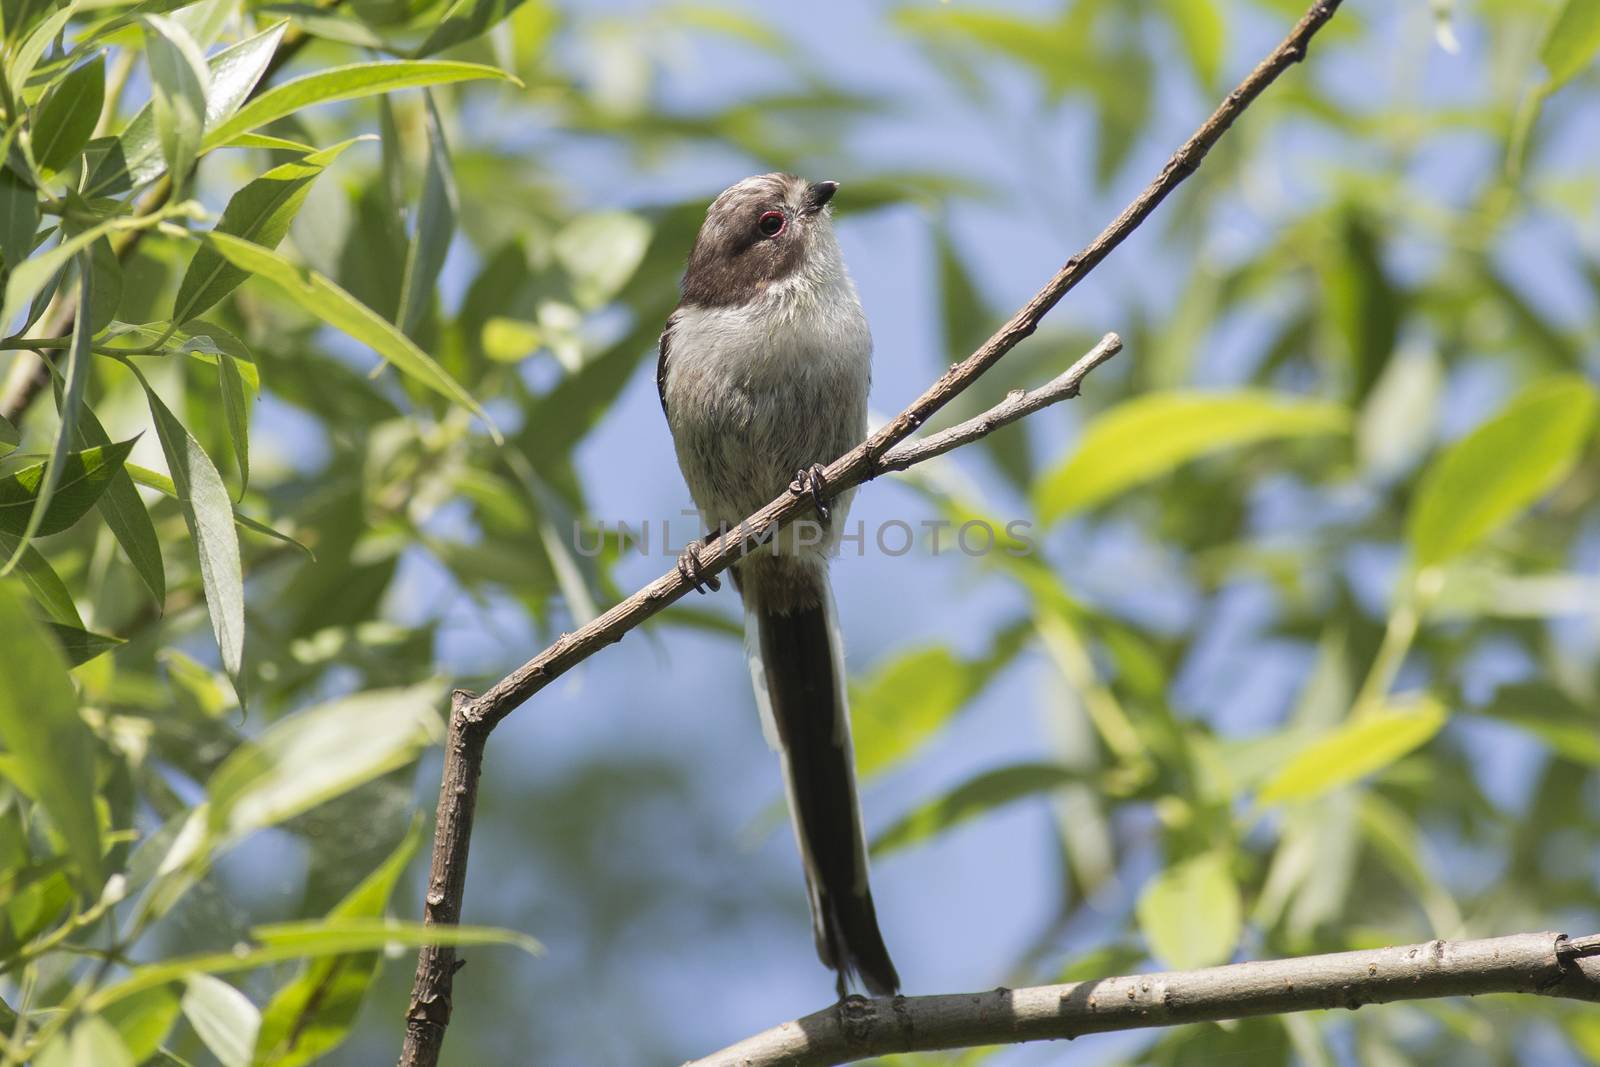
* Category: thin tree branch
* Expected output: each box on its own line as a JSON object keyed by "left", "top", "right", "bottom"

{"left": 397, "top": 3, "right": 1346, "bottom": 1064}
{"left": 686, "top": 932, "right": 1600, "bottom": 1067}
{"left": 877, "top": 332, "right": 1121, "bottom": 473}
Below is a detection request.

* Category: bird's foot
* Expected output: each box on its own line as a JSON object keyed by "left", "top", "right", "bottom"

{"left": 790, "top": 463, "right": 831, "bottom": 523}
{"left": 676, "top": 538, "right": 721, "bottom": 594}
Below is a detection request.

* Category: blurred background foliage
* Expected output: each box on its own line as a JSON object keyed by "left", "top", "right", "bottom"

{"left": 1, "top": 0, "right": 1599, "bottom": 1063}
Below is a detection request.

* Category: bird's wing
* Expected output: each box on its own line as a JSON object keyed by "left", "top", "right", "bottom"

{"left": 657, "top": 309, "right": 680, "bottom": 419}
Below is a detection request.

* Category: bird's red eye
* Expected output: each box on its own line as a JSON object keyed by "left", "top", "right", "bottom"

{"left": 758, "top": 211, "right": 786, "bottom": 237}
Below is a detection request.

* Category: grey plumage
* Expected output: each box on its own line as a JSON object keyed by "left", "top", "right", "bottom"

{"left": 659, "top": 173, "right": 898, "bottom": 996}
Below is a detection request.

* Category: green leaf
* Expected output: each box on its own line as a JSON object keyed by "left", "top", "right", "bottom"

{"left": 872, "top": 762, "right": 1089, "bottom": 857}
{"left": 1161, "top": 0, "right": 1224, "bottom": 88}
{"left": 173, "top": 138, "right": 362, "bottom": 324}
{"left": 102, "top": 986, "right": 182, "bottom": 1064}
{"left": 2, "top": 256, "right": 92, "bottom": 575}
{"left": 202, "top": 61, "right": 521, "bottom": 151}
{"left": 206, "top": 682, "right": 445, "bottom": 840}
{"left": 0, "top": 581, "right": 104, "bottom": 891}
{"left": 1136, "top": 851, "right": 1242, "bottom": 969}
{"left": 414, "top": 0, "right": 528, "bottom": 57}
{"left": 394, "top": 93, "right": 456, "bottom": 339}
{"left": 1258, "top": 696, "right": 1447, "bottom": 805}
{"left": 1479, "top": 683, "right": 1600, "bottom": 766}
{"left": 34, "top": 1015, "right": 135, "bottom": 1067}
{"left": 202, "top": 233, "right": 497, "bottom": 437}
{"left": 0, "top": 439, "right": 137, "bottom": 537}
{"left": 850, "top": 628, "right": 1026, "bottom": 777}
{"left": 31, "top": 54, "right": 106, "bottom": 175}
{"left": 0, "top": 167, "right": 39, "bottom": 270}
{"left": 217, "top": 352, "right": 251, "bottom": 497}
{"left": 47, "top": 622, "right": 124, "bottom": 666}
{"left": 253, "top": 824, "right": 420, "bottom": 1067}
{"left": 7, "top": 0, "right": 81, "bottom": 99}
{"left": 77, "top": 405, "right": 165, "bottom": 604}
{"left": 143, "top": 14, "right": 211, "bottom": 191}
{"left": 553, "top": 210, "right": 651, "bottom": 309}
{"left": 182, "top": 975, "right": 259, "bottom": 1067}
{"left": 93, "top": 918, "right": 540, "bottom": 1010}
{"left": 0, "top": 412, "right": 17, "bottom": 452}
{"left": 1407, "top": 376, "right": 1598, "bottom": 569}
{"left": 125, "top": 461, "right": 310, "bottom": 557}
{"left": 1542, "top": 0, "right": 1600, "bottom": 90}
{"left": 1, "top": 202, "right": 190, "bottom": 327}
{"left": 0, "top": 532, "right": 82, "bottom": 625}
{"left": 1035, "top": 391, "right": 1349, "bottom": 522}
{"left": 136, "top": 369, "right": 246, "bottom": 683}
{"left": 86, "top": 22, "right": 286, "bottom": 196}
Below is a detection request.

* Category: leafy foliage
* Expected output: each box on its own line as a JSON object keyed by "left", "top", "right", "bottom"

{"left": 0, "top": 0, "right": 1597, "bottom": 1064}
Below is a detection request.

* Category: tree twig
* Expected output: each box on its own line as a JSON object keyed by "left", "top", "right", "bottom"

{"left": 685, "top": 932, "right": 1600, "bottom": 1067}
{"left": 876, "top": 332, "right": 1121, "bottom": 473}
{"left": 396, "top": 3, "right": 1346, "bottom": 1064}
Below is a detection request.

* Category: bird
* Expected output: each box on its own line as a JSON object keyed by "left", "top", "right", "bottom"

{"left": 656, "top": 173, "right": 899, "bottom": 998}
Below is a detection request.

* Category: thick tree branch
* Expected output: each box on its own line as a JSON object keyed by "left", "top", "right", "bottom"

{"left": 687, "top": 932, "right": 1600, "bottom": 1067}
{"left": 397, "top": 3, "right": 1346, "bottom": 1064}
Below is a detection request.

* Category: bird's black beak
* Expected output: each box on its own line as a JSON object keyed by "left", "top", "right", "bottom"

{"left": 803, "top": 180, "right": 839, "bottom": 215}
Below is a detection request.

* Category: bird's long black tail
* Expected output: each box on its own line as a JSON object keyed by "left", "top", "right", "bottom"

{"left": 743, "top": 562, "right": 899, "bottom": 998}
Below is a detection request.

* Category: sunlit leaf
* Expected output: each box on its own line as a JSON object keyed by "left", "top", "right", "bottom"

{"left": 102, "top": 986, "right": 181, "bottom": 1065}
{"left": 47, "top": 621, "right": 124, "bottom": 666}
{"left": 1258, "top": 696, "right": 1447, "bottom": 805}
{"left": 206, "top": 682, "right": 446, "bottom": 839}
{"left": 202, "top": 61, "right": 521, "bottom": 150}
{"left": 143, "top": 14, "right": 211, "bottom": 190}
{"left": 174, "top": 138, "right": 363, "bottom": 324}
{"left": 415, "top": 0, "right": 528, "bottom": 57}
{"left": 553, "top": 211, "right": 651, "bottom": 309}
{"left": 1407, "top": 376, "right": 1597, "bottom": 569}
{"left": 203, "top": 232, "right": 497, "bottom": 437}
{"left": 136, "top": 369, "right": 246, "bottom": 683}
{"left": 0, "top": 581, "right": 104, "bottom": 891}
{"left": 1035, "top": 391, "right": 1349, "bottom": 523}
{"left": 1161, "top": 0, "right": 1224, "bottom": 88}
{"left": 183, "top": 975, "right": 259, "bottom": 1067}
{"left": 33, "top": 1015, "right": 134, "bottom": 1067}
{"left": 1541, "top": 0, "right": 1600, "bottom": 90}
{"left": 1136, "top": 851, "right": 1241, "bottom": 969}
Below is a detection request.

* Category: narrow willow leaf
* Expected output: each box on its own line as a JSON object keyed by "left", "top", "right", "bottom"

{"left": 1161, "top": 0, "right": 1224, "bottom": 88}
{"left": 33, "top": 1015, "right": 135, "bottom": 1067}
{"left": 32, "top": 54, "right": 106, "bottom": 174}
{"left": 0, "top": 413, "right": 17, "bottom": 451}
{"left": 85, "top": 22, "right": 287, "bottom": 197}
{"left": 414, "top": 0, "right": 528, "bottom": 57}
{"left": 1136, "top": 851, "right": 1241, "bottom": 969}
{"left": 143, "top": 14, "right": 211, "bottom": 190}
{"left": 253, "top": 824, "right": 421, "bottom": 1067}
{"left": 0, "top": 439, "right": 137, "bottom": 537}
{"left": 135, "top": 370, "right": 246, "bottom": 682}
{"left": 0, "top": 532, "right": 82, "bottom": 625}
{"left": 1035, "top": 391, "right": 1349, "bottom": 523}
{"left": 202, "top": 61, "right": 521, "bottom": 150}
{"left": 93, "top": 918, "right": 541, "bottom": 1009}
{"left": 173, "top": 138, "right": 363, "bottom": 324}
{"left": 1541, "top": 0, "right": 1600, "bottom": 90}
{"left": 1407, "top": 376, "right": 1598, "bottom": 569}
{"left": 218, "top": 131, "right": 318, "bottom": 153}
{"left": 0, "top": 168, "right": 39, "bottom": 270}
{"left": 394, "top": 93, "right": 457, "bottom": 339}
{"left": 872, "top": 762, "right": 1089, "bottom": 856}
{"left": 203, "top": 233, "right": 497, "bottom": 437}
{"left": 102, "top": 986, "right": 182, "bottom": 1064}
{"left": 7, "top": 0, "right": 82, "bottom": 98}
{"left": 77, "top": 406, "right": 165, "bottom": 604}
{"left": 2, "top": 258, "right": 91, "bottom": 576}
{"left": 1258, "top": 696, "right": 1448, "bottom": 805}
{"left": 1, "top": 203, "right": 190, "bottom": 326}
{"left": 125, "top": 461, "right": 310, "bottom": 556}
{"left": 206, "top": 682, "right": 446, "bottom": 839}
{"left": 218, "top": 354, "right": 251, "bottom": 497}
{"left": 182, "top": 975, "right": 259, "bottom": 1067}
{"left": 0, "top": 581, "right": 104, "bottom": 891}
{"left": 553, "top": 210, "right": 651, "bottom": 309}
{"left": 46, "top": 621, "right": 125, "bottom": 666}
